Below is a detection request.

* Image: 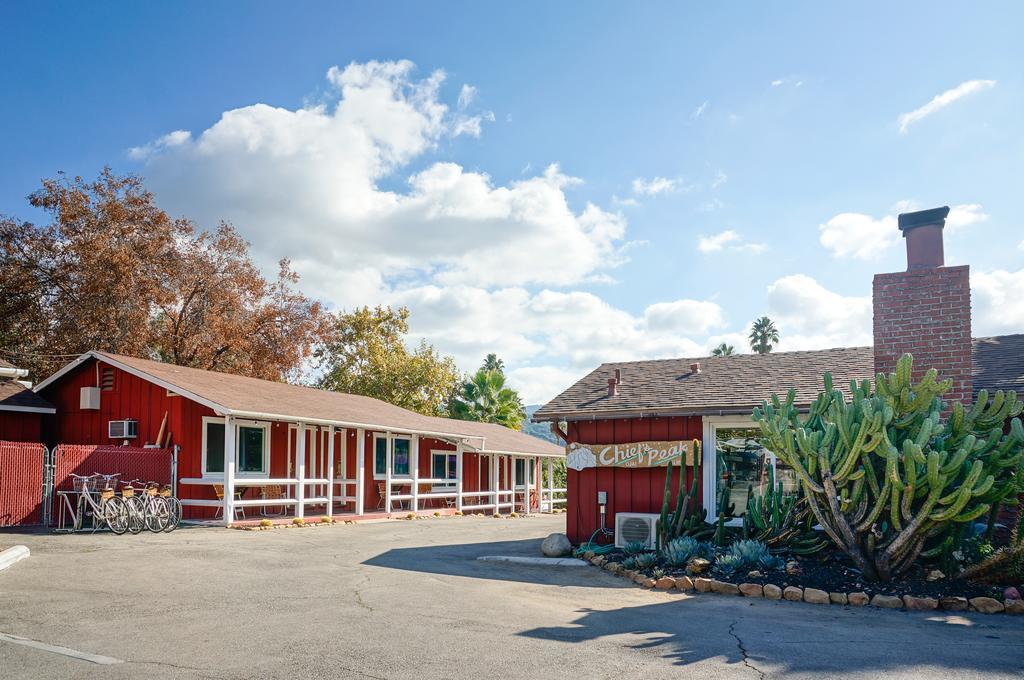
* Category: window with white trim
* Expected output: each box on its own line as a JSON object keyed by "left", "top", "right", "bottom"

{"left": 431, "top": 451, "right": 456, "bottom": 480}
{"left": 202, "top": 417, "right": 269, "bottom": 477}
{"left": 703, "top": 418, "right": 797, "bottom": 525}
{"left": 373, "top": 434, "right": 412, "bottom": 479}
{"left": 514, "top": 458, "right": 536, "bottom": 488}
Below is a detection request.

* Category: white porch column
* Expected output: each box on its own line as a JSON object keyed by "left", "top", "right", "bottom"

{"left": 410, "top": 434, "right": 420, "bottom": 512}
{"left": 222, "top": 415, "right": 236, "bottom": 526}
{"left": 385, "top": 432, "right": 393, "bottom": 514}
{"left": 547, "top": 457, "right": 554, "bottom": 513}
{"left": 295, "top": 423, "right": 306, "bottom": 519}
{"left": 523, "top": 457, "right": 533, "bottom": 515}
{"left": 326, "top": 426, "right": 335, "bottom": 517}
{"left": 491, "top": 452, "right": 499, "bottom": 515}
{"left": 355, "top": 429, "right": 365, "bottom": 516}
{"left": 455, "top": 442, "right": 464, "bottom": 512}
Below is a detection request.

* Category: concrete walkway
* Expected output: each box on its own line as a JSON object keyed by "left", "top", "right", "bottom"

{"left": 2, "top": 515, "right": 1023, "bottom": 679}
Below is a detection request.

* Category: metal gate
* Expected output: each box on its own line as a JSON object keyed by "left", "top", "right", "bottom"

{"left": 0, "top": 441, "right": 48, "bottom": 527}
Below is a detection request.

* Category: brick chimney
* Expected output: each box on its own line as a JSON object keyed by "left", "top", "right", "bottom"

{"left": 872, "top": 206, "right": 972, "bottom": 404}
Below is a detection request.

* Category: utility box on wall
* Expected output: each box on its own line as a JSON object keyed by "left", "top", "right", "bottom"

{"left": 80, "top": 386, "right": 101, "bottom": 410}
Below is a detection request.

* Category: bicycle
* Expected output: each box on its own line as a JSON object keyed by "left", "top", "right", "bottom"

{"left": 69, "top": 473, "right": 129, "bottom": 534}
{"left": 123, "top": 480, "right": 171, "bottom": 533}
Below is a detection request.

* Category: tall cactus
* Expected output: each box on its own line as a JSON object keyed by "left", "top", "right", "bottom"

{"left": 743, "top": 464, "right": 828, "bottom": 555}
{"left": 753, "top": 354, "right": 1024, "bottom": 581}
{"left": 658, "top": 439, "right": 713, "bottom": 545}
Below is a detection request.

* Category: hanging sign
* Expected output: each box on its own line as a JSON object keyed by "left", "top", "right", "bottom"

{"left": 565, "top": 439, "right": 699, "bottom": 471}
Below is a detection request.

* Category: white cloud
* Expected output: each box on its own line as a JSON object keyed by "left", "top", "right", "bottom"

{"left": 820, "top": 203, "right": 989, "bottom": 260}
{"left": 507, "top": 366, "right": 586, "bottom": 405}
{"left": 767, "top": 274, "right": 872, "bottom": 350}
{"left": 127, "top": 130, "right": 191, "bottom": 160}
{"left": 711, "top": 170, "right": 727, "bottom": 189}
{"left": 771, "top": 79, "right": 783, "bottom": 87}
{"left": 632, "top": 176, "right": 684, "bottom": 196}
{"left": 898, "top": 79, "right": 996, "bottom": 134}
{"left": 971, "top": 269, "right": 1024, "bottom": 336}
{"left": 457, "top": 84, "right": 477, "bottom": 110}
{"left": 691, "top": 100, "right": 709, "bottom": 119}
{"left": 132, "top": 60, "right": 624, "bottom": 292}
{"left": 698, "top": 230, "right": 767, "bottom": 254}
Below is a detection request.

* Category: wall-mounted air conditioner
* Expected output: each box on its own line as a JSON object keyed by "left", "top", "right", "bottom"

{"left": 108, "top": 420, "right": 138, "bottom": 439}
{"left": 80, "top": 386, "right": 101, "bottom": 410}
{"left": 614, "top": 512, "right": 660, "bottom": 550}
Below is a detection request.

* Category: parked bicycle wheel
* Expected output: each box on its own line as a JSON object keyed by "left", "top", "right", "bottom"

{"left": 145, "top": 496, "right": 171, "bottom": 533}
{"left": 103, "top": 496, "right": 130, "bottom": 535}
{"left": 162, "top": 496, "right": 182, "bottom": 532}
{"left": 125, "top": 495, "right": 146, "bottom": 535}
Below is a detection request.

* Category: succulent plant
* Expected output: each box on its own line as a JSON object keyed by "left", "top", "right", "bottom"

{"left": 658, "top": 439, "right": 714, "bottom": 544}
{"left": 623, "top": 540, "right": 650, "bottom": 556}
{"left": 621, "top": 556, "right": 638, "bottom": 570}
{"left": 662, "top": 536, "right": 714, "bottom": 567}
{"left": 714, "top": 553, "right": 745, "bottom": 576}
{"left": 634, "top": 552, "right": 658, "bottom": 570}
{"left": 713, "top": 539, "right": 783, "bottom": 576}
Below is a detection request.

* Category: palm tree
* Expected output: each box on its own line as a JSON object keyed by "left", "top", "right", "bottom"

{"left": 711, "top": 343, "right": 735, "bottom": 357}
{"left": 449, "top": 367, "right": 526, "bottom": 429}
{"left": 749, "top": 316, "right": 780, "bottom": 354}
{"left": 481, "top": 353, "right": 505, "bottom": 373}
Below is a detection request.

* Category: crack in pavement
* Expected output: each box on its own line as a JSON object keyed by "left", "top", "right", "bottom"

{"left": 728, "top": 620, "right": 767, "bottom": 680}
{"left": 124, "top": 658, "right": 230, "bottom": 678}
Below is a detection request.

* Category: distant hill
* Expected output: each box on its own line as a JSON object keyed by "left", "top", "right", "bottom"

{"left": 522, "top": 404, "right": 559, "bottom": 444}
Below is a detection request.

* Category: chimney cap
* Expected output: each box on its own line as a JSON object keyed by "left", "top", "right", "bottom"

{"left": 898, "top": 206, "right": 950, "bottom": 234}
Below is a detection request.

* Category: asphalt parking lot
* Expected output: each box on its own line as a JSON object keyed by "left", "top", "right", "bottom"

{"left": 2, "top": 514, "right": 1023, "bottom": 679}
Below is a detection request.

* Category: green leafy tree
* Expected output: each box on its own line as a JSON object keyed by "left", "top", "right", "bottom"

{"left": 449, "top": 360, "right": 526, "bottom": 429}
{"left": 712, "top": 343, "right": 735, "bottom": 356}
{"left": 316, "top": 306, "right": 460, "bottom": 416}
{"left": 482, "top": 353, "right": 504, "bottom": 373}
{"left": 748, "top": 316, "right": 779, "bottom": 354}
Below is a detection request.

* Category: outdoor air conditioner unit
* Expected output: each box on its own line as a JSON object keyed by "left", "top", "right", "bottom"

{"left": 614, "top": 512, "right": 660, "bottom": 550}
{"left": 108, "top": 419, "right": 138, "bottom": 439}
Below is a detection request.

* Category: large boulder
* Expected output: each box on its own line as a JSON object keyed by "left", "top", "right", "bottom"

{"left": 541, "top": 533, "right": 572, "bottom": 557}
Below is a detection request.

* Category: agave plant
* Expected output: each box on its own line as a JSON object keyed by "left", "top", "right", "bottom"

{"left": 621, "top": 556, "right": 638, "bottom": 570}
{"left": 713, "top": 539, "right": 783, "bottom": 576}
{"left": 635, "top": 552, "right": 659, "bottom": 570}
{"left": 623, "top": 540, "right": 650, "bottom": 556}
{"left": 662, "top": 536, "right": 714, "bottom": 567}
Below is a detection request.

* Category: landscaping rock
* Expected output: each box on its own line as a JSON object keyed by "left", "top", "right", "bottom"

{"left": 694, "top": 577, "right": 713, "bottom": 593}
{"left": 829, "top": 592, "right": 848, "bottom": 605}
{"left": 710, "top": 580, "right": 740, "bottom": 596}
{"left": 848, "top": 592, "right": 869, "bottom": 607}
{"left": 763, "top": 584, "right": 782, "bottom": 600}
{"left": 654, "top": 576, "right": 676, "bottom": 590}
{"left": 739, "top": 583, "right": 763, "bottom": 598}
{"left": 902, "top": 595, "right": 938, "bottom": 611}
{"left": 605, "top": 562, "right": 621, "bottom": 573}
{"left": 1005, "top": 600, "right": 1024, "bottom": 615}
{"left": 871, "top": 594, "right": 903, "bottom": 609}
{"left": 582, "top": 550, "right": 596, "bottom": 561}
{"left": 746, "top": 570, "right": 762, "bottom": 579}
{"left": 969, "top": 597, "right": 1004, "bottom": 614}
{"left": 939, "top": 596, "right": 968, "bottom": 611}
{"left": 687, "top": 557, "right": 711, "bottom": 575}
{"left": 675, "top": 575, "right": 694, "bottom": 591}
{"left": 785, "top": 560, "right": 802, "bottom": 576}
{"left": 783, "top": 586, "right": 803, "bottom": 602}
{"left": 541, "top": 533, "right": 572, "bottom": 557}
{"left": 1004, "top": 586, "right": 1021, "bottom": 601}
{"left": 803, "top": 588, "right": 829, "bottom": 604}
{"left": 633, "top": 573, "right": 649, "bottom": 585}
{"left": 926, "top": 569, "right": 945, "bottom": 582}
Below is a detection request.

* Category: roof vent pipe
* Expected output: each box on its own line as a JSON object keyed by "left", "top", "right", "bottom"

{"left": 607, "top": 378, "right": 618, "bottom": 397}
{"left": 899, "top": 206, "right": 949, "bottom": 271}
{"left": 614, "top": 368, "right": 622, "bottom": 384}
{"left": 690, "top": 361, "right": 701, "bottom": 374}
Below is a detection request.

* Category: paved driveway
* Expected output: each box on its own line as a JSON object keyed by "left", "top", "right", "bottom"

{"left": 2, "top": 515, "right": 1023, "bottom": 679}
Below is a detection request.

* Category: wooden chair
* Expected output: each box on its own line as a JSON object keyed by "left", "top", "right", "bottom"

{"left": 260, "top": 485, "right": 287, "bottom": 517}
{"left": 212, "top": 483, "right": 245, "bottom": 520}
{"left": 376, "top": 481, "right": 387, "bottom": 510}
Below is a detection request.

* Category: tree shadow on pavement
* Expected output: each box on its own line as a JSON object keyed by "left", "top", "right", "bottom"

{"left": 519, "top": 596, "right": 1024, "bottom": 677}
{"left": 363, "top": 537, "right": 633, "bottom": 589}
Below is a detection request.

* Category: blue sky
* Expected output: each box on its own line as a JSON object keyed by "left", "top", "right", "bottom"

{"left": 3, "top": 2, "right": 1022, "bottom": 403}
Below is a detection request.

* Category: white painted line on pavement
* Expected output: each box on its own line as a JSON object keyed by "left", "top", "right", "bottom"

{"left": 477, "top": 555, "right": 588, "bottom": 566}
{"left": 0, "top": 632, "right": 124, "bottom": 665}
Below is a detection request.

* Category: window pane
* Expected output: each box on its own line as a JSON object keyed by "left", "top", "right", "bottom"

{"left": 393, "top": 438, "right": 410, "bottom": 476}
{"left": 715, "top": 427, "right": 773, "bottom": 518}
{"left": 375, "top": 438, "right": 387, "bottom": 475}
{"left": 432, "top": 454, "right": 446, "bottom": 479}
{"left": 206, "top": 422, "right": 225, "bottom": 474}
{"left": 514, "top": 459, "right": 525, "bottom": 484}
{"left": 238, "top": 427, "right": 264, "bottom": 473}
{"left": 447, "top": 455, "right": 457, "bottom": 479}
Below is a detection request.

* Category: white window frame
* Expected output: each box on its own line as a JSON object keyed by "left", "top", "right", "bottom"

{"left": 201, "top": 416, "right": 270, "bottom": 479}
{"left": 513, "top": 457, "right": 537, "bottom": 490}
{"left": 430, "top": 450, "right": 457, "bottom": 491}
{"left": 701, "top": 415, "right": 782, "bottom": 527}
{"left": 372, "top": 434, "right": 413, "bottom": 480}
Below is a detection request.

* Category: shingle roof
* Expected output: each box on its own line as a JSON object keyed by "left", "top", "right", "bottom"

{"left": 36, "top": 351, "right": 561, "bottom": 457}
{"left": 534, "top": 335, "right": 1024, "bottom": 421}
{"left": 0, "top": 379, "right": 55, "bottom": 413}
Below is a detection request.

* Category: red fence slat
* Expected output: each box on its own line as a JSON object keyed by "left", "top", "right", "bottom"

{"left": 52, "top": 444, "right": 173, "bottom": 493}
{"left": 0, "top": 440, "right": 46, "bottom": 526}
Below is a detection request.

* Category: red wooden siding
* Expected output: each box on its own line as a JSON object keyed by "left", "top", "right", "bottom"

{"left": 0, "top": 412, "right": 42, "bottom": 442}
{"left": 0, "top": 440, "right": 46, "bottom": 525}
{"left": 565, "top": 415, "right": 703, "bottom": 544}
